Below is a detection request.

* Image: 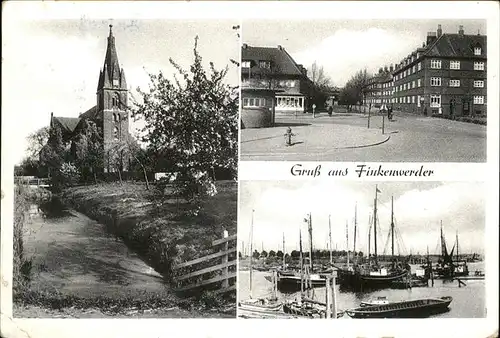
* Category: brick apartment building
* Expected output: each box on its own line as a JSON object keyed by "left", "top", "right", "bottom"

{"left": 241, "top": 44, "right": 318, "bottom": 127}
{"left": 364, "top": 66, "right": 394, "bottom": 109}
{"left": 392, "top": 24, "right": 487, "bottom": 117}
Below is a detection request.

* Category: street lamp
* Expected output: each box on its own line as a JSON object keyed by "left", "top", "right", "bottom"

{"left": 420, "top": 96, "right": 425, "bottom": 116}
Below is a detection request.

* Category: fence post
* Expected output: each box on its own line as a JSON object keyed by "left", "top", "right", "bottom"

{"left": 222, "top": 230, "right": 229, "bottom": 288}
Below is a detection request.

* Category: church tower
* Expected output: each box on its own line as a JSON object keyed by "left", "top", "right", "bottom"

{"left": 96, "top": 25, "right": 129, "bottom": 172}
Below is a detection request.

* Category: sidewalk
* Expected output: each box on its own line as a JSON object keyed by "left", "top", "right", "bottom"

{"left": 241, "top": 117, "right": 390, "bottom": 157}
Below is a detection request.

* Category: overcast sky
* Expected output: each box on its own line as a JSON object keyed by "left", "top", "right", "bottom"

{"left": 243, "top": 19, "right": 486, "bottom": 87}
{"left": 239, "top": 181, "right": 485, "bottom": 257}
{"left": 3, "top": 19, "right": 239, "bottom": 165}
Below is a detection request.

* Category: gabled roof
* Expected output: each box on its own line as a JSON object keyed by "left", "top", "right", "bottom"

{"left": 242, "top": 45, "right": 305, "bottom": 76}
{"left": 425, "top": 33, "right": 486, "bottom": 58}
{"left": 79, "top": 105, "right": 98, "bottom": 119}
{"left": 52, "top": 116, "right": 81, "bottom": 133}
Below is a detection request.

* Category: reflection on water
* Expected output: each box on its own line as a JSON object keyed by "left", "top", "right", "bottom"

{"left": 239, "top": 262, "right": 485, "bottom": 318}
{"left": 29, "top": 198, "right": 74, "bottom": 219}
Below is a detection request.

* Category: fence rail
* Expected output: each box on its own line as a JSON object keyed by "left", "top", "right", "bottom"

{"left": 173, "top": 230, "right": 236, "bottom": 295}
{"left": 14, "top": 177, "right": 50, "bottom": 187}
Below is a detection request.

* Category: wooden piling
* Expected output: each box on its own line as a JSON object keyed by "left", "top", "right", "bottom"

{"left": 325, "top": 276, "right": 331, "bottom": 319}
{"left": 332, "top": 273, "right": 337, "bottom": 319}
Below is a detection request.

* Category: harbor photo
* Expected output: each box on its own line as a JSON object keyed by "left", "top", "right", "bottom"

{"left": 237, "top": 181, "right": 485, "bottom": 318}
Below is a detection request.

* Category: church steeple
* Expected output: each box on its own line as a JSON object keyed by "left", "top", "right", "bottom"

{"left": 97, "top": 24, "right": 126, "bottom": 91}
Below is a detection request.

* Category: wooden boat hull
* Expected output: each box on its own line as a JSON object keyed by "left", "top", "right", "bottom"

{"left": 338, "top": 269, "right": 408, "bottom": 291}
{"left": 238, "top": 300, "right": 283, "bottom": 312}
{"left": 276, "top": 272, "right": 327, "bottom": 292}
{"left": 238, "top": 307, "right": 298, "bottom": 319}
{"left": 346, "top": 297, "right": 452, "bottom": 319}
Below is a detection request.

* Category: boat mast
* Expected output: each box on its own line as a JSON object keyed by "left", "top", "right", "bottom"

{"left": 329, "top": 214, "right": 333, "bottom": 266}
{"left": 308, "top": 213, "right": 313, "bottom": 271}
{"left": 456, "top": 230, "right": 459, "bottom": 262}
{"left": 391, "top": 196, "right": 395, "bottom": 260}
{"left": 346, "top": 220, "right": 349, "bottom": 270}
{"left": 368, "top": 214, "right": 372, "bottom": 265}
{"left": 299, "top": 230, "right": 304, "bottom": 297}
{"left": 282, "top": 232, "right": 286, "bottom": 271}
{"left": 353, "top": 203, "right": 357, "bottom": 262}
{"left": 374, "top": 186, "right": 379, "bottom": 265}
{"left": 249, "top": 209, "right": 254, "bottom": 299}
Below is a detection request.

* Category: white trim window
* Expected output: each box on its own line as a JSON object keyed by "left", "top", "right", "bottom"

{"left": 449, "top": 79, "right": 460, "bottom": 87}
{"left": 412, "top": 96, "right": 415, "bottom": 104}
{"left": 412, "top": 65, "right": 416, "bottom": 74}
{"left": 430, "top": 59, "right": 442, "bottom": 69}
{"left": 430, "top": 77, "right": 442, "bottom": 86}
{"left": 474, "top": 47, "right": 482, "bottom": 55}
{"left": 474, "top": 80, "right": 485, "bottom": 88}
{"left": 417, "top": 95, "right": 421, "bottom": 107}
{"left": 474, "top": 62, "right": 485, "bottom": 70}
{"left": 243, "top": 97, "right": 267, "bottom": 107}
{"left": 403, "top": 83, "right": 406, "bottom": 90}
{"left": 412, "top": 81, "right": 416, "bottom": 89}
{"left": 276, "top": 96, "right": 304, "bottom": 110}
{"left": 450, "top": 61, "right": 460, "bottom": 70}
{"left": 418, "top": 62, "right": 422, "bottom": 71}
{"left": 473, "top": 96, "right": 484, "bottom": 105}
{"left": 241, "top": 60, "right": 251, "bottom": 68}
{"left": 417, "top": 78, "right": 422, "bottom": 87}
{"left": 430, "top": 94, "right": 441, "bottom": 108}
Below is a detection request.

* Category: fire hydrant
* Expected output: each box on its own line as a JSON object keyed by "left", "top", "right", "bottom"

{"left": 284, "top": 127, "right": 295, "bottom": 146}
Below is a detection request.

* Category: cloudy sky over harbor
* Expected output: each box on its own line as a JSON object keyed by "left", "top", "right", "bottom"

{"left": 3, "top": 19, "right": 240, "bottom": 164}
{"left": 239, "top": 181, "right": 485, "bottom": 256}
{"left": 243, "top": 19, "right": 486, "bottom": 87}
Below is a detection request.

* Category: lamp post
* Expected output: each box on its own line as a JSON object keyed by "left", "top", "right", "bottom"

{"left": 420, "top": 96, "right": 425, "bottom": 116}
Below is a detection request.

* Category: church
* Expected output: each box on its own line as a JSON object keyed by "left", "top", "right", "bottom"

{"left": 48, "top": 25, "right": 131, "bottom": 173}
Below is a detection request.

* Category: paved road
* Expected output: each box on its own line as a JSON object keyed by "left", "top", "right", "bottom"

{"left": 241, "top": 113, "right": 486, "bottom": 162}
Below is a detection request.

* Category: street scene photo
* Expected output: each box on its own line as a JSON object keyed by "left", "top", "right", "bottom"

{"left": 7, "top": 19, "right": 239, "bottom": 318}
{"left": 240, "top": 19, "right": 487, "bottom": 162}
{"left": 238, "top": 181, "right": 485, "bottom": 319}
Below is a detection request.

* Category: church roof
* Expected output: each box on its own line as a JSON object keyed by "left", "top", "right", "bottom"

{"left": 52, "top": 116, "right": 81, "bottom": 133}
{"left": 79, "top": 105, "right": 98, "bottom": 119}
{"left": 98, "top": 25, "right": 127, "bottom": 90}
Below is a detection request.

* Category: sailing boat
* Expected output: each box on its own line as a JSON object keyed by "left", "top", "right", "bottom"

{"left": 337, "top": 187, "right": 409, "bottom": 291}
{"left": 434, "top": 225, "right": 469, "bottom": 278}
{"left": 275, "top": 213, "right": 328, "bottom": 292}
{"left": 238, "top": 209, "right": 283, "bottom": 315}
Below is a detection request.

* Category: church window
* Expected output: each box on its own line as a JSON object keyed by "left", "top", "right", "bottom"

{"left": 113, "top": 126, "right": 119, "bottom": 140}
{"left": 113, "top": 113, "right": 118, "bottom": 122}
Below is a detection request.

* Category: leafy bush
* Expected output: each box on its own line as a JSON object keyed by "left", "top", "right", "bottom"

{"left": 13, "top": 186, "right": 33, "bottom": 294}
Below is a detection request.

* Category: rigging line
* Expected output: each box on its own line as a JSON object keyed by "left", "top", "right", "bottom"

{"left": 382, "top": 230, "right": 391, "bottom": 256}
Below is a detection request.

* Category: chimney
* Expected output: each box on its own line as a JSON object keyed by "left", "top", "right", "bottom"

{"left": 459, "top": 25, "right": 464, "bottom": 36}
{"left": 242, "top": 43, "right": 248, "bottom": 49}
{"left": 437, "top": 24, "right": 442, "bottom": 37}
{"left": 277, "top": 45, "right": 283, "bottom": 50}
{"left": 426, "top": 31, "right": 437, "bottom": 46}
{"left": 389, "top": 64, "right": 394, "bottom": 72}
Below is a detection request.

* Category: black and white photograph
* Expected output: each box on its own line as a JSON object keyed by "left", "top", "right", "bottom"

{"left": 5, "top": 18, "right": 239, "bottom": 318}
{"left": 238, "top": 181, "right": 486, "bottom": 319}
{"left": 240, "top": 19, "right": 487, "bottom": 162}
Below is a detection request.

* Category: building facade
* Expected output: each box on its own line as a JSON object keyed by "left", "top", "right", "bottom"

{"left": 241, "top": 44, "right": 316, "bottom": 120}
{"left": 392, "top": 24, "right": 486, "bottom": 117}
{"left": 47, "top": 25, "right": 131, "bottom": 172}
{"left": 364, "top": 66, "right": 394, "bottom": 109}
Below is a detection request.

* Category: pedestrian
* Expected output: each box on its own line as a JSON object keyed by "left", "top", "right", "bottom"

{"left": 388, "top": 105, "right": 393, "bottom": 121}
{"left": 328, "top": 105, "right": 333, "bottom": 116}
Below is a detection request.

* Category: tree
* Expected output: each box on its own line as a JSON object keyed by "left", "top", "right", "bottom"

{"left": 310, "top": 61, "right": 331, "bottom": 89}
{"left": 26, "top": 127, "right": 50, "bottom": 161}
{"left": 276, "top": 250, "right": 284, "bottom": 259}
{"left": 252, "top": 250, "right": 260, "bottom": 259}
{"left": 73, "top": 120, "right": 103, "bottom": 184}
{"left": 339, "top": 68, "right": 369, "bottom": 110}
{"left": 260, "top": 250, "right": 268, "bottom": 258}
{"left": 133, "top": 37, "right": 238, "bottom": 201}
{"left": 268, "top": 250, "right": 276, "bottom": 258}
{"left": 290, "top": 250, "right": 300, "bottom": 259}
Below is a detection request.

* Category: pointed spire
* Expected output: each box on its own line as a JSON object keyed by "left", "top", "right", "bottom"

{"left": 98, "top": 24, "right": 122, "bottom": 90}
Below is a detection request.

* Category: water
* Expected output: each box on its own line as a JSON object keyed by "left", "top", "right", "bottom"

{"left": 238, "top": 262, "right": 485, "bottom": 318}
{"left": 22, "top": 198, "right": 169, "bottom": 299}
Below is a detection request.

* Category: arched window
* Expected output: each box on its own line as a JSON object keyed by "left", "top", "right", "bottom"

{"left": 113, "top": 126, "right": 119, "bottom": 140}
{"left": 116, "top": 113, "right": 120, "bottom": 122}
{"left": 113, "top": 113, "right": 117, "bottom": 122}
{"left": 112, "top": 94, "right": 120, "bottom": 108}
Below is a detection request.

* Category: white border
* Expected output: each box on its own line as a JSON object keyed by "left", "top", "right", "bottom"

{"left": 1, "top": 2, "right": 499, "bottom": 338}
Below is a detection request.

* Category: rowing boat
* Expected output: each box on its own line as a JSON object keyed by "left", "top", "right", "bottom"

{"left": 346, "top": 296, "right": 452, "bottom": 318}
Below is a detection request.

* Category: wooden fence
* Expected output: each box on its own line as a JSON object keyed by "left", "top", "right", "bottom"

{"left": 173, "top": 230, "right": 237, "bottom": 295}
{"left": 14, "top": 176, "right": 50, "bottom": 187}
